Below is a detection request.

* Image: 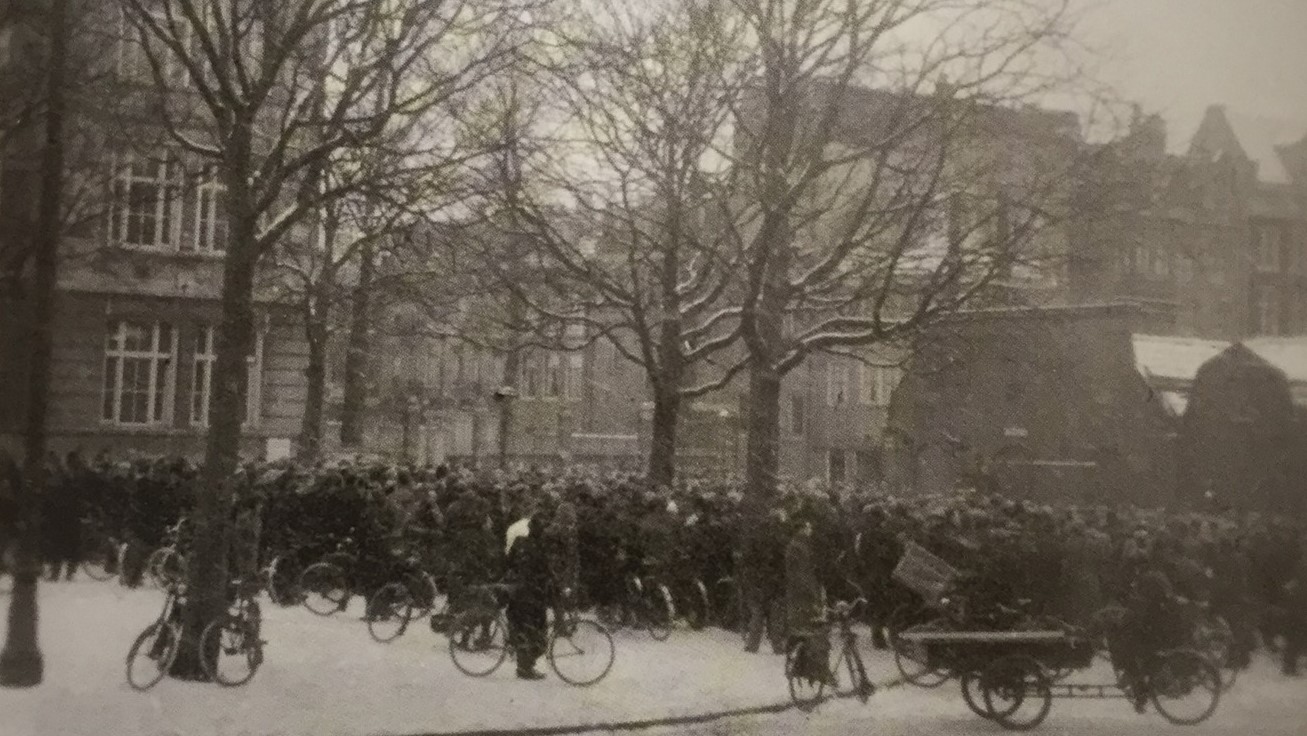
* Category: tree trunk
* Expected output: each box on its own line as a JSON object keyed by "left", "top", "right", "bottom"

{"left": 0, "top": 0, "right": 67, "bottom": 688}
{"left": 297, "top": 315, "right": 328, "bottom": 460}
{"left": 646, "top": 386, "right": 681, "bottom": 490}
{"left": 742, "top": 364, "right": 782, "bottom": 516}
{"left": 173, "top": 117, "right": 261, "bottom": 679}
{"left": 339, "top": 244, "right": 374, "bottom": 447}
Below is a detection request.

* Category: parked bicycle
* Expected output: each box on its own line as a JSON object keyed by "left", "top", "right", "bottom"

{"left": 200, "top": 577, "right": 265, "bottom": 686}
{"left": 449, "top": 584, "right": 615, "bottom": 687}
{"left": 786, "top": 597, "right": 877, "bottom": 711}
{"left": 146, "top": 517, "right": 188, "bottom": 589}
{"left": 296, "top": 537, "right": 420, "bottom": 643}
{"left": 80, "top": 520, "right": 125, "bottom": 583}
{"left": 125, "top": 581, "right": 185, "bottom": 691}
{"left": 596, "top": 573, "right": 674, "bottom": 641}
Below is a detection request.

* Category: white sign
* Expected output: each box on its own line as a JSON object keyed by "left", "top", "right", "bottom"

{"left": 1003, "top": 427, "right": 1029, "bottom": 438}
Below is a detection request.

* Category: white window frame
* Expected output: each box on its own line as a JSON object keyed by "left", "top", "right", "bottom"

{"left": 826, "top": 359, "right": 847, "bottom": 407}
{"left": 110, "top": 153, "right": 183, "bottom": 250}
{"left": 565, "top": 354, "right": 584, "bottom": 400}
{"left": 1254, "top": 225, "right": 1282, "bottom": 273}
{"left": 1255, "top": 288, "right": 1280, "bottom": 336}
{"left": 102, "top": 320, "right": 177, "bottom": 426}
{"left": 190, "top": 175, "right": 228, "bottom": 253}
{"left": 545, "top": 353, "right": 563, "bottom": 399}
{"left": 191, "top": 325, "right": 264, "bottom": 428}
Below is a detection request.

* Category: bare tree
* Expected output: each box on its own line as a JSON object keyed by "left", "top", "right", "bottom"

{"left": 490, "top": 0, "right": 754, "bottom": 486}
{"left": 711, "top": 0, "right": 1096, "bottom": 509}
{"left": 116, "top": 0, "right": 537, "bottom": 676}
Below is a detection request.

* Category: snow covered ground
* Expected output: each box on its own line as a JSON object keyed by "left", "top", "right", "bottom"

{"left": 0, "top": 579, "right": 1302, "bottom": 736}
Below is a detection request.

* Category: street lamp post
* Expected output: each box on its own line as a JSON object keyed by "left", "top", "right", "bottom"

{"left": 493, "top": 386, "right": 518, "bottom": 470}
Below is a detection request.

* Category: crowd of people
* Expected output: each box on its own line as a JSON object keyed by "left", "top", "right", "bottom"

{"left": 3, "top": 449, "right": 1307, "bottom": 680}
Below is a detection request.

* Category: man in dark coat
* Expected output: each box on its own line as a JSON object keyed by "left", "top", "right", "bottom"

{"left": 506, "top": 515, "right": 552, "bottom": 679}
{"left": 785, "top": 515, "right": 829, "bottom": 684}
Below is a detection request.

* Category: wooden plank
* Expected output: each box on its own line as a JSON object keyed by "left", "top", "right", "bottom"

{"left": 897, "top": 630, "right": 1068, "bottom": 644}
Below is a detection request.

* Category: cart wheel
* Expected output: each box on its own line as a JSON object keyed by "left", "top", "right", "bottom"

{"left": 981, "top": 654, "right": 1052, "bottom": 731}
{"left": 891, "top": 620, "right": 950, "bottom": 688}
{"left": 960, "top": 671, "right": 993, "bottom": 719}
{"left": 1148, "top": 649, "right": 1221, "bottom": 726}
{"left": 785, "top": 638, "right": 827, "bottom": 711}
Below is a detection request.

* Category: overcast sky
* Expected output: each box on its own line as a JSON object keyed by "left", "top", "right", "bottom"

{"left": 1082, "top": 0, "right": 1307, "bottom": 139}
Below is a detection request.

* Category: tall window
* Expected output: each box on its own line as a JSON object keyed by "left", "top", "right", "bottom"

{"left": 565, "top": 354, "right": 584, "bottom": 400}
{"left": 191, "top": 326, "right": 216, "bottom": 425}
{"left": 826, "top": 359, "right": 848, "bottom": 407}
{"left": 545, "top": 354, "right": 563, "bottom": 398}
{"left": 1255, "top": 224, "right": 1283, "bottom": 273}
{"left": 190, "top": 176, "right": 228, "bottom": 252}
{"left": 103, "top": 321, "right": 176, "bottom": 426}
{"left": 1255, "top": 287, "right": 1281, "bottom": 335}
{"left": 111, "top": 155, "right": 182, "bottom": 249}
{"left": 789, "top": 395, "right": 806, "bottom": 435}
{"left": 191, "top": 325, "right": 264, "bottom": 427}
{"left": 862, "top": 365, "right": 902, "bottom": 407}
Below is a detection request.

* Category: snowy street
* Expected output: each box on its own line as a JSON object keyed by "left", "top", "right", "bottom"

{"left": 1, "top": 579, "right": 1304, "bottom": 736}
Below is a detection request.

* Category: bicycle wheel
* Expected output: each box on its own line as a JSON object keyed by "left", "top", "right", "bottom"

{"left": 682, "top": 580, "right": 709, "bottom": 630}
{"left": 404, "top": 570, "right": 439, "bottom": 619}
{"left": 153, "top": 549, "right": 186, "bottom": 589}
{"left": 81, "top": 536, "right": 119, "bottom": 581}
{"left": 1149, "top": 649, "right": 1221, "bottom": 726}
{"left": 981, "top": 654, "right": 1052, "bottom": 731}
{"left": 265, "top": 554, "right": 302, "bottom": 606}
{"left": 645, "top": 583, "right": 674, "bottom": 641}
{"left": 892, "top": 620, "right": 949, "bottom": 688}
{"left": 367, "top": 582, "right": 414, "bottom": 644}
{"left": 785, "top": 638, "right": 827, "bottom": 711}
{"left": 200, "top": 614, "right": 261, "bottom": 686}
{"left": 125, "top": 621, "right": 180, "bottom": 691}
{"left": 1193, "top": 613, "right": 1237, "bottom": 691}
{"left": 449, "top": 612, "right": 509, "bottom": 677}
{"left": 299, "top": 562, "right": 348, "bottom": 617}
{"left": 548, "top": 618, "right": 615, "bottom": 686}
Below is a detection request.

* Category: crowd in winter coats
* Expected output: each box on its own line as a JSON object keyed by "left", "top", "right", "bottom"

{"left": 7, "top": 451, "right": 1307, "bottom": 676}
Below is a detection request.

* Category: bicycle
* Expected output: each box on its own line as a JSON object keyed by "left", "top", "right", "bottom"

{"left": 80, "top": 521, "right": 125, "bottom": 583}
{"left": 596, "top": 572, "right": 674, "bottom": 641}
{"left": 200, "top": 577, "right": 266, "bottom": 686}
{"left": 786, "top": 597, "right": 876, "bottom": 711}
{"left": 125, "top": 581, "right": 185, "bottom": 691}
{"left": 145, "top": 518, "right": 188, "bottom": 589}
{"left": 449, "top": 584, "right": 616, "bottom": 687}
{"left": 297, "top": 538, "right": 419, "bottom": 643}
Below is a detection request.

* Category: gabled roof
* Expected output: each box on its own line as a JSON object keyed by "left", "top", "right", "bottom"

{"left": 1185, "top": 105, "right": 1307, "bottom": 185}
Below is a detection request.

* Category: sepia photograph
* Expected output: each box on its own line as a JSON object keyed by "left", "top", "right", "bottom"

{"left": 0, "top": 1, "right": 1304, "bottom": 734}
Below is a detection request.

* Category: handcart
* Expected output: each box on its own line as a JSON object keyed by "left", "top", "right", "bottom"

{"left": 896, "top": 628, "right": 1222, "bottom": 730}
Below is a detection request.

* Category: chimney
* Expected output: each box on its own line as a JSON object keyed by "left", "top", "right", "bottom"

{"left": 1128, "top": 108, "right": 1167, "bottom": 158}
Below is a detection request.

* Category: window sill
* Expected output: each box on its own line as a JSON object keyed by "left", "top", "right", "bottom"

{"left": 109, "top": 244, "right": 226, "bottom": 261}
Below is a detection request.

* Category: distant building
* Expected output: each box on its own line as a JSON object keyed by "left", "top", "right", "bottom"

{"left": 1071, "top": 105, "right": 1307, "bottom": 339}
